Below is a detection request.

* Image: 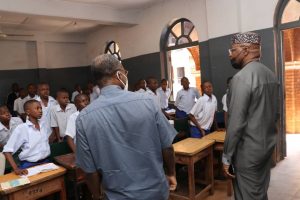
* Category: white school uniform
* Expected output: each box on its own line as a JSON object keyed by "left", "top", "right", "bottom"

{"left": 50, "top": 104, "right": 77, "bottom": 137}
{"left": 3, "top": 120, "right": 50, "bottom": 162}
{"left": 189, "top": 94, "right": 218, "bottom": 130}
{"left": 13, "top": 97, "right": 26, "bottom": 115}
{"left": 0, "top": 117, "right": 23, "bottom": 146}
{"left": 222, "top": 93, "right": 228, "bottom": 112}
{"left": 135, "top": 88, "right": 145, "bottom": 93}
{"left": 36, "top": 96, "right": 57, "bottom": 135}
{"left": 156, "top": 87, "right": 171, "bottom": 109}
{"left": 65, "top": 111, "right": 79, "bottom": 144}
{"left": 175, "top": 87, "right": 200, "bottom": 113}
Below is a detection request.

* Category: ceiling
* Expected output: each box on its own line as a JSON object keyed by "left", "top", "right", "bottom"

{"left": 62, "top": 0, "right": 164, "bottom": 10}
{"left": 0, "top": 12, "right": 104, "bottom": 35}
{"left": 0, "top": 0, "right": 163, "bottom": 36}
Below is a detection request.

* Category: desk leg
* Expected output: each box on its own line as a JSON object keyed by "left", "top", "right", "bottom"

{"left": 227, "top": 179, "right": 232, "bottom": 196}
{"left": 59, "top": 177, "right": 67, "bottom": 200}
{"left": 188, "top": 158, "right": 195, "bottom": 200}
{"left": 207, "top": 147, "right": 214, "bottom": 195}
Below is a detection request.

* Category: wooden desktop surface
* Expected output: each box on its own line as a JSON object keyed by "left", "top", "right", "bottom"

{"left": 54, "top": 153, "right": 76, "bottom": 170}
{"left": 173, "top": 138, "right": 215, "bottom": 156}
{"left": 0, "top": 166, "right": 66, "bottom": 195}
{"left": 202, "top": 131, "right": 226, "bottom": 143}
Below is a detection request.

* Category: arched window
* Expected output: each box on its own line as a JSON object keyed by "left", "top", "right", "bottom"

{"left": 160, "top": 18, "right": 201, "bottom": 99}
{"left": 104, "top": 41, "right": 122, "bottom": 61}
{"left": 274, "top": 0, "right": 300, "bottom": 158}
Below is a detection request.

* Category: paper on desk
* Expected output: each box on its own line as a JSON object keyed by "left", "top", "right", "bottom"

{"left": 0, "top": 177, "right": 30, "bottom": 190}
{"left": 165, "top": 109, "right": 176, "bottom": 114}
{"left": 21, "top": 163, "right": 59, "bottom": 178}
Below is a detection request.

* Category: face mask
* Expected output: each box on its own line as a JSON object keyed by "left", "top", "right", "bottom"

{"left": 230, "top": 49, "right": 244, "bottom": 69}
{"left": 117, "top": 71, "right": 128, "bottom": 91}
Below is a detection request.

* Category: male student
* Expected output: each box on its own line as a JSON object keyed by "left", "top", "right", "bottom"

{"left": 188, "top": 81, "right": 218, "bottom": 138}
{"left": 156, "top": 79, "right": 171, "bottom": 110}
{"left": 0, "top": 105, "right": 23, "bottom": 148}
{"left": 175, "top": 77, "right": 200, "bottom": 118}
{"left": 50, "top": 89, "right": 76, "bottom": 142}
{"left": 13, "top": 88, "right": 27, "bottom": 121}
{"left": 65, "top": 94, "right": 89, "bottom": 152}
{"left": 3, "top": 100, "right": 51, "bottom": 175}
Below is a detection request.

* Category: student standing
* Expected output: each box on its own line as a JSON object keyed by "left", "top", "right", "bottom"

{"left": 156, "top": 79, "right": 171, "bottom": 110}
{"left": 50, "top": 89, "right": 76, "bottom": 142}
{"left": 175, "top": 77, "right": 200, "bottom": 118}
{"left": 65, "top": 94, "right": 89, "bottom": 152}
{"left": 13, "top": 88, "right": 27, "bottom": 121}
{"left": 188, "top": 81, "right": 218, "bottom": 138}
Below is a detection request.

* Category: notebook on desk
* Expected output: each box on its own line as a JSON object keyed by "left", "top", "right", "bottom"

{"left": 0, "top": 177, "right": 30, "bottom": 190}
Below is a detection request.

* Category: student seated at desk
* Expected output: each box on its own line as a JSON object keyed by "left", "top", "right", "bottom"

{"left": 3, "top": 100, "right": 51, "bottom": 175}
{"left": 0, "top": 105, "right": 23, "bottom": 149}
{"left": 65, "top": 94, "right": 90, "bottom": 153}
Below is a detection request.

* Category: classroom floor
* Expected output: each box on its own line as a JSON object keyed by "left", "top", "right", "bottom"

{"left": 203, "top": 134, "right": 300, "bottom": 200}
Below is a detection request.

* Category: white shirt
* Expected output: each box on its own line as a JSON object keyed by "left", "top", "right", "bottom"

{"left": 189, "top": 94, "right": 218, "bottom": 130}
{"left": 3, "top": 120, "right": 50, "bottom": 162}
{"left": 65, "top": 111, "right": 79, "bottom": 144}
{"left": 24, "top": 95, "right": 38, "bottom": 102}
{"left": 13, "top": 97, "right": 26, "bottom": 114}
{"left": 36, "top": 96, "right": 57, "bottom": 135}
{"left": 71, "top": 91, "right": 80, "bottom": 102}
{"left": 156, "top": 87, "right": 171, "bottom": 109}
{"left": 146, "top": 88, "right": 161, "bottom": 108}
{"left": 135, "top": 88, "right": 146, "bottom": 93}
{"left": 90, "top": 85, "right": 101, "bottom": 102}
{"left": 0, "top": 117, "right": 23, "bottom": 146}
{"left": 222, "top": 93, "right": 228, "bottom": 112}
{"left": 50, "top": 104, "right": 77, "bottom": 137}
{"left": 175, "top": 87, "right": 200, "bottom": 113}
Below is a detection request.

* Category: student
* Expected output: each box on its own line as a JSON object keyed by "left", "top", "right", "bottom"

{"left": 6, "top": 83, "right": 19, "bottom": 116}
{"left": 156, "top": 79, "right": 171, "bottom": 110}
{"left": 71, "top": 84, "right": 82, "bottom": 102}
{"left": 50, "top": 89, "right": 76, "bottom": 142}
{"left": 3, "top": 100, "right": 50, "bottom": 175}
{"left": 145, "top": 77, "right": 160, "bottom": 106}
{"left": 36, "top": 83, "right": 57, "bottom": 136}
{"left": 188, "top": 81, "right": 218, "bottom": 138}
{"left": 24, "top": 83, "right": 38, "bottom": 101}
{"left": 221, "top": 77, "right": 232, "bottom": 127}
{"left": 175, "top": 77, "right": 200, "bottom": 118}
{"left": 65, "top": 94, "right": 90, "bottom": 152}
{"left": 134, "top": 79, "right": 146, "bottom": 93}
{"left": 13, "top": 88, "right": 27, "bottom": 121}
{"left": 0, "top": 105, "right": 23, "bottom": 149}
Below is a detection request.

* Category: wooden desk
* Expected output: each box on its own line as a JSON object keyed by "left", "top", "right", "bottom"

{"left": 0, "top": 166, "right": 66, "bottom": 200}
{"left": 54, "top": 153, "right": 86, "bottom": 200}
{"left": 203, "top": 131, "right": 232, "bottom": 196}
{"left": 170, "top": 138, "right": 215, "bottom": 200}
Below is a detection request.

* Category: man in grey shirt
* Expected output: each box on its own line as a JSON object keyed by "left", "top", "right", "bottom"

{"left": 76, "top": 54, "right": 177, "bottom": 200}
{"left": 222, "top": 32, "right": 278, "bottom": 200}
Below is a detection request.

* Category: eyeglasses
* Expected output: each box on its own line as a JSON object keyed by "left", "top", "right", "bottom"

{"left": 228, "top": 48, "right": 237, "bottom": 55}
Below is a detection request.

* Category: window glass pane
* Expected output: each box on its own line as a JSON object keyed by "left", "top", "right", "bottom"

{"left": 115, "top": 43, "right": 119, "bottom": 52}
{"left": 184, "top": 21, "right": 194, "bottom": 35}
{"left": 178, "top": 37, "right": 189, "bottom": 45}
{"left": 109, "top": 44, "right": 114, "bottom": 53}
{"left": 167, "top": 33, "right": 176, "bottom": 47}
{"left": 189, "top": 28, "right": 199, "bottom": 41}
{"left": 172, "top": 22, "right": 182, "bottom": 37}
{"left": 282, "top": 0, "right": 300, "bottom": 24}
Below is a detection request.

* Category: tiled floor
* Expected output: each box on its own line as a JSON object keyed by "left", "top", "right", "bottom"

{"left": 203, "top": 134, "right": 300, "bottom": 200}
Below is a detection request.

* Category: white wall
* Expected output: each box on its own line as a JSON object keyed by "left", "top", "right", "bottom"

{"left": 87, "top": 0, "right": 208, "bottom": 61}
{"left": 0, "top": 32, "right": 88, "bottom": 70}
{"left": 0, "top": 40, "right": 38, "bottom": 69}
{"left": 87, "top": 0, "right": 279, "bottom": 60}
{"left": 45, "top": 41, "right": 87, "bottom": 68}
